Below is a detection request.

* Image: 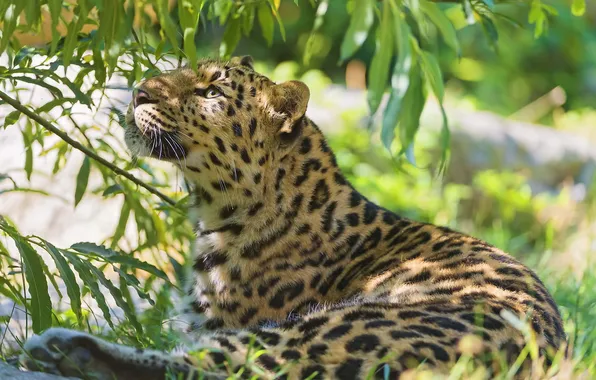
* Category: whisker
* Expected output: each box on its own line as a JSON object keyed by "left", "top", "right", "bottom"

{"left": 171, "top": 137, "right": 187, "bottom": 169}
{"left": 164, "top": 134, "right": 185, "bottom": 170}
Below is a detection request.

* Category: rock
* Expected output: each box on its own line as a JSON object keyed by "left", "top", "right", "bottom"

{"left": 0, "top": 362, "right": 75, "bottom": 380}
{"left": 427, "top": 103, "right": 596, "bottom": 197}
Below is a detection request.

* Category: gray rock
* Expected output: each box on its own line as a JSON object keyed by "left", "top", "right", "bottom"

{"left": 0, "top": 362, "right": 75, "bottom": 380}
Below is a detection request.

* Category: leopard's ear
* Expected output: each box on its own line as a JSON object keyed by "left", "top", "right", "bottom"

{"left": 230, "top": 55, "right": 254, "bottom": 70}
{"left": 269, "top": 80, "right": 310, "bottom": 137}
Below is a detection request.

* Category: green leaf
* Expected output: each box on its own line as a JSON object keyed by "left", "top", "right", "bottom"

{"left": 43, "top": 241, "right": 83, "bottom": 326}
{"left": 71, "top": 242, "right": 170, "bottom": 282}
{"left": 37, "top": 98, "right": 76, "bottom": 114}
{"left": 419, "top": 51, "right": 444, "bottom": 102}
{"left": 420, "top": 1, "right": 460, "bottom": 56}
{"left": 15, "top": 238, "right": 52, "bottom": 333}
{"left": 242, "top": 5, "right": 256, "bottom": 36}
{"left": 339, "top": 0, "right": 374, "bottom": 62}
{"left": 92, "top": 47, "right": 106, "bottom": 86}
{"left": 571, "top": 0, "right": 585, "bottom": 16}
{"left": 419, "top": 50, "right": 450, "bottom": 173}
{"left": 461, "top": 0, "right": 475, "bottom": 25}
{"left": 61, "top": 251, "right": 114, "bottom": 329}
{"left": 303, "top": 0, "right": 329, "bottom": 65}
{"left": 24, "top": 0, "right": 41, "bottom": 30}
{"left": 397, "top": 64, "right": 426, "bottom": 165}
{"left": 102, "top": 184, "right": 124, "bottom": 197}
{"left": 220, "top": 17, "right": 242, "bottom": 59}
{"left": 268, "top": 0, "right": 286, "bottom": 40}
{"left": 21, "top": 128, "right": 33, "bottom": 181}
{"left": 367, "top": 7, "right": 394, "bottom": 115}
{"left": 48, "top": 0, "right": 62, "bottom": 54}
{"left": 0, "top": 3, "right": 25, "bottom": 55}
{"left": 178, "top": 0, "right": 204, "bottom": 69}
{"left": 62, "top": 0, "right": 88, "bottom": 69}
{"left": 71, "top": 242, "right": 115, "bottom": 257}
{"left": 381, "top": 8, "right": 413, "bottom": 152}
{"left": 88, "top": 265, "right": 143, "bottom": 334}
{"left": 257, "top": 3, "right": 275, "bottom": 46}
{"left": 480, "top": 14, "right": 499, "bottom": 47}
{"left": 74, "top": 157, "right": 91, "bottom": 206}
{"left": 111, "top": 200, "right": 131, "bottom": 248}
{"left": 13, "top": 76, "right": 63, "bottom": 98}
{"left": 115, "top": 269, "right": 155, "bottom": 306}
{"left": 157, "top": 0, "right": 181, "bottom": 54}
{"left": 52, "top": 143, "right": 69, "bottom": 175}
{"left": 5, "top": 110, "right": 21, "bottom": 128}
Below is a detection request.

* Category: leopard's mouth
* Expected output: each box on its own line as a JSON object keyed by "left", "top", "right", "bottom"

{"left": 124, "top": 117, "right": 187, "bottom": 162}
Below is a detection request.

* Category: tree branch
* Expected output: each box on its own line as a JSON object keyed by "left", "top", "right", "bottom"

{"left": 0, "top": 90, "right": 177, "bottom": 206}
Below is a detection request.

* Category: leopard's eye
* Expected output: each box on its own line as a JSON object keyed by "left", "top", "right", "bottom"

{"left": 205, "top": 86, "right": 222, "bottom": 99}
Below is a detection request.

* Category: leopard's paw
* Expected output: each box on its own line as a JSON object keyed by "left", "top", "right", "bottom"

{"left": 21, "top": 328, "right": 112, "bottom": 379}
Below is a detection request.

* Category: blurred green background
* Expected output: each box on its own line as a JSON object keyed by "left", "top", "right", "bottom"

{"left": 1, "top": 0, "right": 596, "bottom": 376}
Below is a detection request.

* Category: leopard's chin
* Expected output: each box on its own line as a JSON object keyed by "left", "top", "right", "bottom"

{"left": 124, "top": 121, "right": 188, "bottom": 162}
{"left": 123, "top": 121, "right": 151, "bottom": 158}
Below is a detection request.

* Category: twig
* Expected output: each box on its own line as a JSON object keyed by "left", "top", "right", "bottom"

{"left": 0, "top": 90, "right": 177, "bottom": 206}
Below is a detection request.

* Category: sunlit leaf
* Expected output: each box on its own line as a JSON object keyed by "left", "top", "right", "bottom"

{"left": 339, "top": 0, "right": 374, "bottom": 62}
{"left": 74, "top": 157, "right": 91, "bottom": 206}
{"left": 269, "top": 0, "right": 286, "bottom": 40}
{"left": 220, "top": 17, "right": 242, "bottom": 59}
{"left": 461, "top": 0, "right": 475, "bottom": 25}
{"left": 258, "top": 3, "right": 275, "bottom": 46}
{"left": 381, "top": 5, "right": 413, "bottom": 152}
{"left": 420, "top": 1, "right": 461, "bottom": 56}
{"left": 571, "top": 0, "right": 586, "bottom": 16}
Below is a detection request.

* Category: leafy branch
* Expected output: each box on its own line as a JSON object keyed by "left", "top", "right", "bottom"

{"left": 0, "top": 90, "right": 176, "bottom": 206}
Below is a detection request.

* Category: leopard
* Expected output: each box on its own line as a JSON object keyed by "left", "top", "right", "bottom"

{"left": 21, "top": 56, "right": 566, "bottom": 380}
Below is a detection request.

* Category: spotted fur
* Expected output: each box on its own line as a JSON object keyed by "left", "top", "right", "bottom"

{"left": 22, "top": 56, "right": 566, "bottom": 379}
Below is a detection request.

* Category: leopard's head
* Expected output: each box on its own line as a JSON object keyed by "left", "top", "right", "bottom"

{"left": 125, "top": 56, "right": 310, "bottom": 198}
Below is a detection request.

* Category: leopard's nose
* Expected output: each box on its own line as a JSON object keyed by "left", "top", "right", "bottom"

{"left": 133, "top": 88, "right": 153, "bottom": 108}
